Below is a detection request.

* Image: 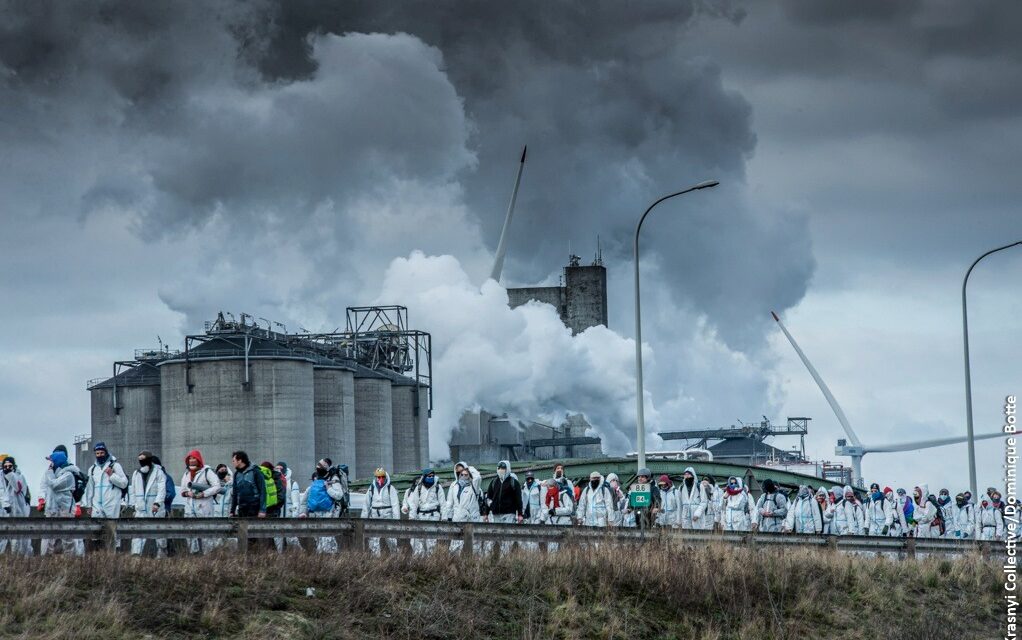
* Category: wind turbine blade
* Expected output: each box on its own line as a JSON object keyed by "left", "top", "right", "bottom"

{"left": 864, "top": 431, "right": 1008, "bottom": 453}
{"left": 489, "top": 145, "right": 527, "bottom": 283}
{"left": 772, "top": 311, "right": 863, "bottom": 447}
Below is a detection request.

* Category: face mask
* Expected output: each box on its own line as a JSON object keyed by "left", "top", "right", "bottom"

{"left": 684, "top": 476, "right": 694, "bottom": 487}
{"left": 956, "top": 498, "right": 966, "bottom": 508}
{"left": 497, "top": 470, "right": 507, "bottom": 480}
{"left": 2, "top": 466, "right": 11, "bottom": 474}
{"left": 376, "top": 477, "right": 386, "bottom": 487}
{"left": 217, "top": 470, "right": 229, "bottom": 480}
{"left": 590, "top": 479, "right": 599, "bottom": 490}
{"left": 871, "top": 491, "right": 883, "bottom": 501}
{"left": 139, "top": 465, "right": 151, "bottom": 473}
{"left": 728, "top": 481, "right": 737, "bottom": 489}
{"left": 658, "top": 484, "right": 668, "bottom": 491}
{"left": 423, "top": 476, "right": 435, "bottom": 487}
{"left": 95, "top": 453, "right": 108, "bottom": 464}
{"left": 458, "top": 477, "right": 469, "bottom": 487}
{"left": 526, "top": 479, "right": 534, "bottom": 488}
{"left": 799, "top": 487, "right": 811, "bottom": 498}
{"left": 555, "top": 470, "right": 563, "bottom": 478}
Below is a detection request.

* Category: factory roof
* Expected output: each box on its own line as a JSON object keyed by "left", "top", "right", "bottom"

{"left": 87, "top": 362, "right": 161, "bottom": 389}
{"left": 707, "top": 438, "right": 802, "bottom": 462}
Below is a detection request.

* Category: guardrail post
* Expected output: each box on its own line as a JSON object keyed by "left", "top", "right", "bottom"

{"left": 980, "top": 541, "right": 991, "bottom": 560}
{"left": 904, "top": 537, "right": 915, "bottom": 559}
{"left": 826, "top": 535, "right": 838, "bottom": 553}
{"left": 352, "top": 520, "right": 365, "bottom": 552}
{"left": 100, "top": 520, "right": 118, "bottom": 553}
{"left": 237, "top": 521, "right": 249, "bottom": 554}
{"left": 461, "top": 524, "right": 474, "bottom": 558}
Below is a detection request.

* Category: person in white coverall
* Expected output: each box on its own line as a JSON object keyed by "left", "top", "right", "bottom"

{"left": 977, "top": 496, "right": 1004, "bottom": 541}
{"left": 274, "top": 462, "right": 302, "bottom": 552}
{"left": 935, "top": 489, "right": 956, "bottom": 539}
{"left": 910, "top": 485, "right": 937, "bottom": 538}
{"left": 676, "top": 467, "right": 706, "bottom": 530}
{"left": 300, "top": 459, "right": 347, "bottom": 554}
{"left": 783, "top": 485, "right": 823, "bottom": 534}
{"left": 84, "top": 441, "right": 129, "bottom": 549}
{"left": 863, "top": 482, "right": 894, "bottom": 536}
{"left": 719, "top": 477, "right": 755, "bottom": 532}
{"left": 444, "top": 467, "right": 481, "bottom": 554}
{"left": 700, "top": 476, "right": 719, "bottom": 531}
{"left": 953, "top": 493, "right": 975, "bottom": 539}
{"left": 40, "top": 447, "right": 84, "bottom": 556}
{"left": 816, "top": 487, "right": 836, "bottom": 534}
{"left": 453, "top": 461, "right": 482, "bottom": 495}
{"left": 656, "top": 475, "right": 679, "bottom": 528}
{"left": 545, "top": 478, "right": 575, "bottom": 552}
{"left": 605, "top": 473, "right": 627, "bottom": 527}
{"left": 521, "top": 471, "right": 543, "bottom": 524}
{"left": 362, "top": 468, "right": 400, "bottom": 555}
{"left": 180, "top": 449, "right": 221, "bottom": 554}
{"left": 825, "top": 486, "right": 866, "bottom": 536}
{"left": 576, "top": 471, "right": 616, "bottom": 528}
{"left": 753, "top": 479, "right": 788, "bottom": 533}
{"left": 209, "top": 464, "right": 236, "bottom": 550}
{"left": 1, "top": 456, "right": 33, "bottom": 555}
{"left": 129, "top": 450, "right": 168, "bottom": 557}
{"left": 403, "top": 468, "right": 446, "bottom": 555}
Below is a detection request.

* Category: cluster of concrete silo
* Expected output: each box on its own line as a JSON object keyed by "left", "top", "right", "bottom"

{"left": 87, "top": 314, "right": 430, "bottom": 482}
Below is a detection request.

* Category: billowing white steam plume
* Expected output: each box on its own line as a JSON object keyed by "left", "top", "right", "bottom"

{"left": 377, "top": 252, "right": 664, "bottom": 458}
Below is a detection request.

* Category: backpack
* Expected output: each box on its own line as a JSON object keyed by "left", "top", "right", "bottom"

{"left": 163, "top": 469, "right": 176, "bottom": 512}
{"left": 306, "top": 479, "right": 334, "bottom": 513}
{"left": 272, "top": 469, "right": 285, "bottom": 507}
{"left": 928, "top": 496, "right": 946, "bottom": 536}
{"left": 260, "top": 466, "right": 279, "bottom": 508}
{"left": 70, "top": 468, "right": 88, "bottom": 502}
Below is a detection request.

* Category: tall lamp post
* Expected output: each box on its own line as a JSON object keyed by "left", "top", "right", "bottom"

{"left": 634, "top": 180, "right": 719, "bottom": 472}
{"left": 962, "top": 240, "right": 1022, "bottom": 500}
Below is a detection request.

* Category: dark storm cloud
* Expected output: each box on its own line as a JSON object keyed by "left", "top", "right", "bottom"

{"left": 239, "top": 0, "right": 812, "bottom": 350}
{"left": 0, "top": 0, "right": 816, "bottom": 353}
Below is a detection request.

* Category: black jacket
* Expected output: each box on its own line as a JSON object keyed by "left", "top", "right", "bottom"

{"left": 231, "top": 464, "right": 267, "bottom": 515}
{"left": 485, "top": 475, "right": 523, "bottom": 517}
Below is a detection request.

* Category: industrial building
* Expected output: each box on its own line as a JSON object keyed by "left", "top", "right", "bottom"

{"left": 659, "top": 417, "right": 854, "bottom": 486}
{"left": 506, "top": 253, "right": 608, "bottom": 336}
{"left": 449, "top": 252, "right": 610, "bottom": 463}
{"left": 449, "top": 412, "right": 603, "bottom": 463}
{"left": 85, "top": 306, "right": 431, "bottom": 481}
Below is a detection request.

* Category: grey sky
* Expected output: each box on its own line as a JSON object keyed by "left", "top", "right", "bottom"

{"left": 0, "top": 1, "right": 1017, "bottom": 493}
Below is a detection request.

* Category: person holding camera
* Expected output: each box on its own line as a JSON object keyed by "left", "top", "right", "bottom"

{"left": 179, "top": 449, "right": 221, "bottom": 554}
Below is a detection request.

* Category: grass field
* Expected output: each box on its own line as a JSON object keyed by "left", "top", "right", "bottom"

{"left": 0, "top": 543, "right": 1001, "bottom": 639}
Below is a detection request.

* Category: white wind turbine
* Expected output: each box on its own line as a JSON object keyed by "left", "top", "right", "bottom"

{"left": 772, "top": 311, "right": 1007, "bottom": 487}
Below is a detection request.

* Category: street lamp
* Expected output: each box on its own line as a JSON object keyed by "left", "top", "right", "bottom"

{"left": 962, "top": 240, "right": 1022, "bottom": 500}
{"left": 634, "top": 180, "right": 719, "bottom": 471}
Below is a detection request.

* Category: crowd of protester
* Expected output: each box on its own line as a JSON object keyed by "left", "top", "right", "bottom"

{"left": 0, "top": 442, "right": 1007, "bottom": 557}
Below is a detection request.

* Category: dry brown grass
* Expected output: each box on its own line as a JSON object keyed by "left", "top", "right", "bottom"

{"left": 0, "top": 542, "right": 1002, "bottom": 639}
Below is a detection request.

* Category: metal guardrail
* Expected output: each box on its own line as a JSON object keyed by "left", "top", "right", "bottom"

{"left": 0, "top": 518, "right": 998, "bottom": 559}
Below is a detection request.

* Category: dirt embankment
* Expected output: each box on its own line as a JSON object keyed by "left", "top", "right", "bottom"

{"left": 0, "top": 544, "right": 1001, "bottom": 639}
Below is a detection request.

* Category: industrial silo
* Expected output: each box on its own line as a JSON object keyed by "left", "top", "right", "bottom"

{"left": 313, "top": 364, "right": 356, "bottom": 473}
{"left": 88, "top": 362, "right": 162, "bottom": 466}
{"left": 353, "top": 369, "right": 393, "bottom": 479}
{"left": 159, "top": 337, "right": 316, "bottom": 481}
{"left": 390, "top": 379, "right": 419, "bottom": 474}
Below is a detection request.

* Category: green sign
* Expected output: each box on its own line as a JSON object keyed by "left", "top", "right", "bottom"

{"left": 629, "top": 483, "right": 651, "bottom": 508}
